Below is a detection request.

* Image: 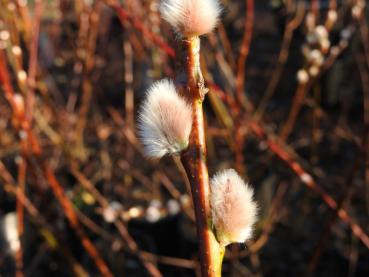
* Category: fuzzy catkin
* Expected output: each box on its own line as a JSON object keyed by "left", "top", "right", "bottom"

{"left": 137, "top": 79, "right": 192, "bottom": 158}
{"left": 159, "top": 0, "right": 222, "bottom": 37}
{"left": 210, "top": 169, "right": 258, "bottom": 246}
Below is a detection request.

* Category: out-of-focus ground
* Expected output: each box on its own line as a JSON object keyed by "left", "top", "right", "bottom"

{"left": 0, "top": 0, "right": 369, "bottom": 276}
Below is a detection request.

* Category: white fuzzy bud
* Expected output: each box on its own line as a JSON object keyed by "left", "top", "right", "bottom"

{"left": 1, "top": 213, "right": 20, "bottom": 255}
{"left": 320, "top": 38, "right": 330, "bottom": 54}
{"left": 11, "top": 45, "right": 22, "bottom": 56}
{"left": 297, "top": 69, "right": 309, "bottom": 84}
{"left": 326, "top": 10, "right": 337, "bottom": 29}
{"left": 315, "top": 25, "right": 328, "bottom": 41}
{"left": 309, "top": 65, "right": 320, "bottom": 77}
{"left": 307, "top": 25, "right": 329, "bottom": 47}
{"left": 13, "top": 93, "right": 25, "bottom": 118}
{"left": 159, "top": 0, "right": 222, "bottom": 36}
{"left": 0, "top": 30, "right": 10, "bottom": 41}
{"left": 210, "top": 169, "right": 258, "bottom": 246}
{"left": 308, "top": 49, "right": 324, "bottom": 66}
{"left": 103, "top": 202, "right": 122, "bottom": 223}
{"left": 137, "top": 79, "right": 193, "bottom": 158}
{"left": 305, "top": 12, "right": 316, "bottom": 31}
{"left": 352, "top": 0, "right": 365, "bottom": 19}
{"left": 17, "top": 70, "right": 27, "bottom": 83}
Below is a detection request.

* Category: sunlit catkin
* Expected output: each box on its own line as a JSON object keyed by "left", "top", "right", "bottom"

{"left": 210, "top": 169, "right": 258, "bottom": 246}
{"left": 137, "top": 79, "right": 192, "bottom": 158}
{"left": 159, "top": 0, "right": 222, "bottom": 37}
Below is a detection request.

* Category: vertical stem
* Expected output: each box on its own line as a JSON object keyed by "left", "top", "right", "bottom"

{"left": 279, "top": 82, "right": 308, "bottom": 142}
{"left": 26, "top": 0, "right": 42, "bottom": 125}
{"left": 235, "top": 0, "right": 254, "bottom": 105}
{"left": 124, "top": 39, "right": 134, "bottom": 188}
{"left": 180, "top": 36, "right": 224, "bottom": 277}
{"left": 311, "top": 0, "right": 319, "bottom": 20}
{"left": 15, "top": 2, "right": 42, "bottom": 275}
{"left": 15, "top": 157, "right": 26, "bottom": 277}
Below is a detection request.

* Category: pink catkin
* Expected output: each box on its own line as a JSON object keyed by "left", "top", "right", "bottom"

{"left": 137, "top": 79, "right": 193, "bottom": 158}
{"left": 210, "top": 169, "right": 258, "bottom": 246}
{"left": 159, "top": 0, "right": 222, "bottom": 37}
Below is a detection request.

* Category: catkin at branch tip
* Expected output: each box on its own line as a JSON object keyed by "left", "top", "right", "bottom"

{"left": 137, "top": 79, "right": 193, "bottom": 158}
{"left": 159, "top": 0, "right": 222, "bottom": 37}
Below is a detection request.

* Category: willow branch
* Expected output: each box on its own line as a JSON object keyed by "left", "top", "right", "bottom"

{"left": 180, "top": 36, "right": 224, "bottom": 277}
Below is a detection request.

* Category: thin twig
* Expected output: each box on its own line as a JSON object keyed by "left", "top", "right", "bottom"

{"left": 71, "top": 166, "right": 163, "bottom": 277}
{"left": 356, "top": 54, "right": 369, "bottom": 215}
{"left": 249, "top": 121, "right": 369, "bottom": 250}
{"left": 256, "top": 1, "right": 305, "bottom": 118}
{"left": 235, "top": 0, "right": 254, "bottom": 105}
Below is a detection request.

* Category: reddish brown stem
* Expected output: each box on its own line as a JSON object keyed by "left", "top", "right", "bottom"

{"left": 75, "top": 1, "right": 102, "bottom": 160}
{"left": 107, "top": 0, "right": 175, "bottom": 58}
{"left": 14, "top": 3, "right": 42, "bottom": 275}
{"left": 26, "top": 0, "right": 41, "bottom": 125}
{"left": 306, "top": 156, "right": 361, "bottom": 276}
{"left": 329, "top": 0, "right": 337, "bottom": 10}
{"left": 42, "top": 164, "right": 113, "bottom": 277}
{"left": 279, "top": 82, "right": 309, "bottom": 141}
{"left": 235, "top": 0, "right": 254, "bottom": 105}
{"left": 356, "top": 54, "right": 369, "bottom": 214}
{"left": 180, "top": 37, "right": 223, "bottom": 277}
{"left": 311, "top": 0, "right": 319, "bottom": 19}
{"left": 256, "top": 1, "right": 305, "bottom": 118}
{"left": 15, "top": 157, "right": 26, "bottom": 277}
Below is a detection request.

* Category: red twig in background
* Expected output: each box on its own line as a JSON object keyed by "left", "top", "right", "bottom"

{"left": 15, "top": 2, "right": 42, "bottom": 275}
{"left": 42, "top": 165, "right": 113, "bottom": 277}
{"left": 311, "top": 0, "right": 320, "bottom": 19}
{"left": 329, "top": 0, "right": 337, "bottom": 10}
{"left": 0, "top": 48, "right": 25, "bottom": 277}
{"left": 279, "top": 82, "right": 309, "bottom": 141}
{"left": 356, "top": 53, "right": 369, "bottom": 215}
{"left": 15, "top": 156, "right": 26, "bottom": 277}
{"left": 256, "top": 1, "right": 305, "bottom": 118}
{"left": 0, "top": 50, "right": 113, "bottom": 277}
{"left": 75, "top": 0, "right": 102, "bottom": 160}
{"left": 0, "top": 161, "right": 90, "bottom": 277}
{"left": 71, "top": 166, "right": 163, "bottom": 277}
{"left": 305, "top": 155, "right": 361, "bottom": 276}
{"left": 233, "top": 0, "right": 254, "bottom": 175}
{"left": 218, "top": 23, "right": 236, "bottom": 71}
{"left": 235, "top": 0, "right": 254, "bottom": 105}
{"left": 106, "top": 0, "right": 175, "bottom": 58}
{"left": 248, "top": 182, "right": 289, "bottom": 253}
{"left": 123, "top": 38, "right": 135, "bottom": 190}
{"left": 249, "top": 121, "right": 369, "bottom": 249}
{"left": 25, "top": 0, "right": 41, "bottom": 125}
